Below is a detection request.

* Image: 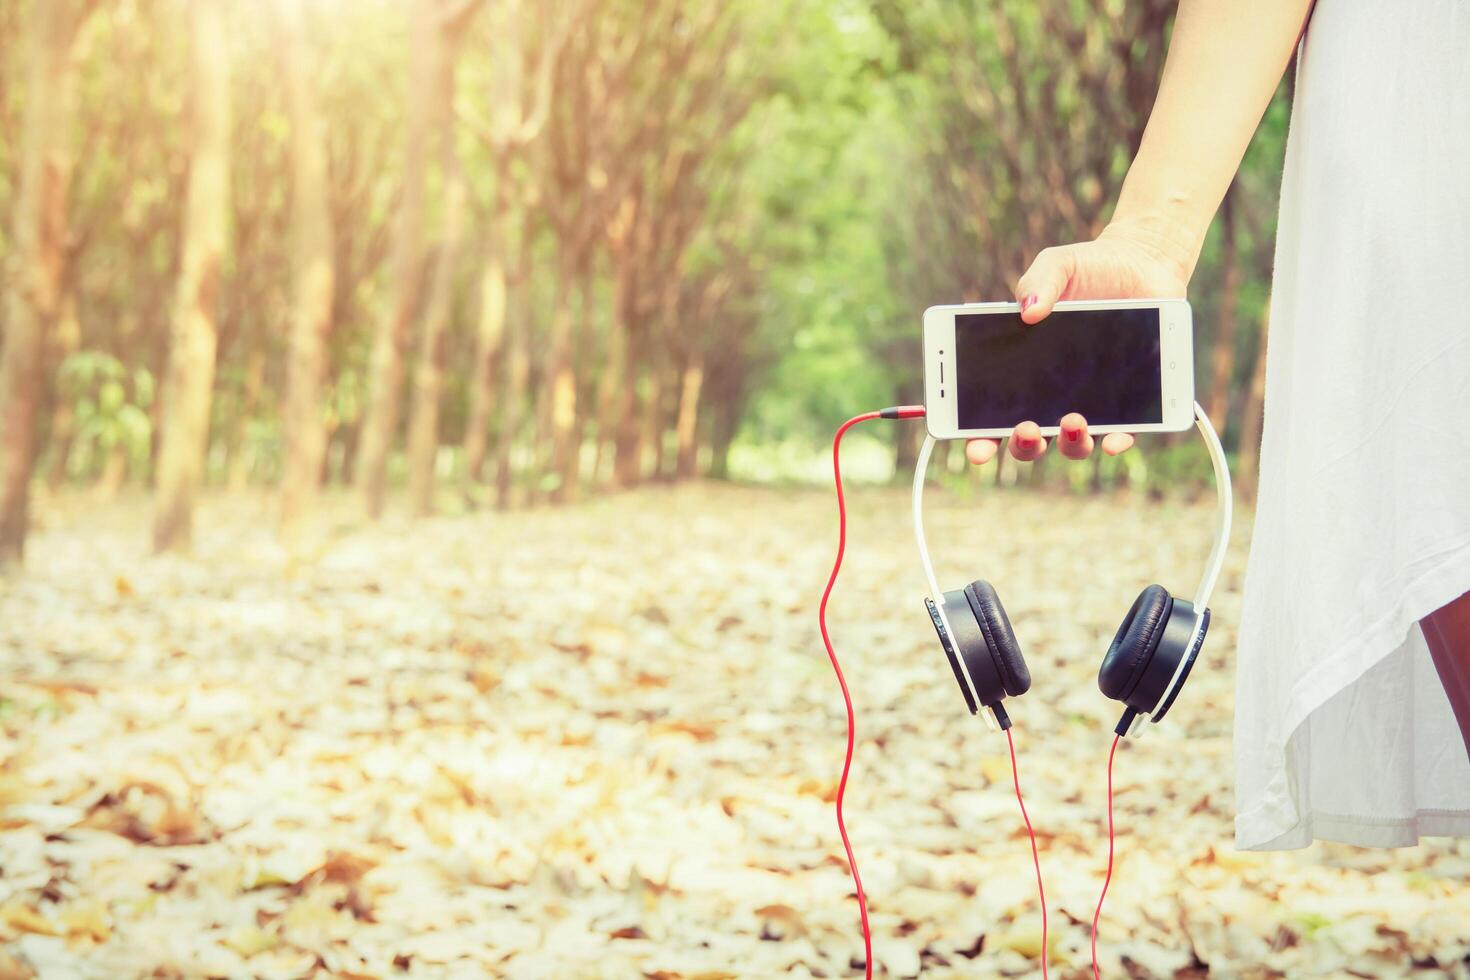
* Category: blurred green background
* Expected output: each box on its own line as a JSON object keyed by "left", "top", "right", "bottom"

{"left": 0, "top": 0, "right": 1288, "bottom": 556}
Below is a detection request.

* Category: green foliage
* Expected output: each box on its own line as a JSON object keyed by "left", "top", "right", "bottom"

{"left": 56, "top": 351, "right": 154, "bottom": 481}
{"left": 731, "top": 3, "right": 913, "bottom": 447}
{"left": 739, "top": 0, "right": 1289, "bottom": 491}
{"left": 7, "top": 0, "right": 1290, "bottom": 503}
{"left": 1135, "top": 440, "right": 1225, "bottom": 501}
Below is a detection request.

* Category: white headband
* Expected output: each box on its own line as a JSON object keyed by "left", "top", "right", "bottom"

{"left": 912, "top": 402, "right": 1233, "bottom": 611}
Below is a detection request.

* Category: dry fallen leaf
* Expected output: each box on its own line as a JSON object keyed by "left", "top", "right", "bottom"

{"left": 1, "top": 902, "right": 57, "bottom": 937}
{"left": 222, "top": 923, "right": 278, "bottom": 958}
{"left": 58, "top": 902, "right": 111, "bottom": 943}
{"left": 0, "top": 488, "right": 1465, "bottom": 977}
{"left": 0, "top": 952, "right": 36, "bottom": 980}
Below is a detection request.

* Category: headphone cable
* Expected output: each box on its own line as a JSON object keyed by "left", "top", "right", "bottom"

{"left": 818, "top": 406, "right": 923, "bottom": 979}
{"left": 1006, "top": 728, "right": 1050, "bottom": 980}
{"left": 821, "top": 405, "right": 1048, "bottom": 980}
{"left": 1091, "top": 733, "right": 1122, "bottom": 978}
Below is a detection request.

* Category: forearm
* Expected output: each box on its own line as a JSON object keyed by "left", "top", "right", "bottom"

{"left": 1108, "top": 0, "right": 1314, "bottom": 276}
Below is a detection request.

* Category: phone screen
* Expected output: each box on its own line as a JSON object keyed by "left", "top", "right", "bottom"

{"left": 953, "top": 308, "right": 1163, "bottom": 428}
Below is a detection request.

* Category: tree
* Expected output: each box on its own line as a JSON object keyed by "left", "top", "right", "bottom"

{"left": 354, "top": 0, "right": 446, "bottom": 519}
{"left": 459, "top": 0, "right": 573, "bottom": 490}
{"left": 277, "top": 0, "right": 336, "bottom": 542}
{"left": 405, "top": 12, "right": 472, "bottom": 517}
{"left": 1205, "top": 185, "right": 1240, "bottom": 434}
{"left": 875, "top": 0, "right": 1175, "bottom": 301}
{"left": 560, "top": 0, "right": 749, "bottom": 490}
{"left": 0, "top": 0, "right": 93, "bottom": 564}
{"left": 153, "top": 0, "right": 231, "bottom": 553}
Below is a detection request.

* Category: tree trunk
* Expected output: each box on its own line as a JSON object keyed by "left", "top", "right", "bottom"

{"left": 1207, "top": 187, "right": 1239, "bottom": 437}
{"left": 277, "top": 0, "right": 335, "bottom": 543}
{"left": 706, "top": 395, "right": 738, "bottom": 480}
{"left": 893, "top": 380, "right": 923, "bottom": 479}
{"left": 338, "top": 421, "right": 361, "bottom": 486}
{"left": 462, "top": 194, "right": 508, "bottom": 484}
{"left": 153, "top": 0, "right": 230, "bottom": 553}
{"left": 494, "top": 218, "right": 535, "bottom": 510}
{"left": 591, "top": 295, "right": 626, "bottom": 485}
{"left": 640, "top": 364, "right": 665, "bottom": 481}
{"left": 931, "top": 437, "right": 952, "bottom": 477}
{"left": 354, "top": 3, "right": 441, "bottom": 518}
{"left": 674, "top": 352, "right": 704, "bottom": 479}
{"left": 611, "top": 315, "right": 645, "bottom": 488}
{"left": 572, "top": 259, "right": 599, "bottom": 484}
{"left": 650, "top": 362, "right": 679, "bottom": 482}
{"left": 537, "top": 256, "right": 579, "bottom": 503}
{"left": 406, "top": 48, "right": 466, "bottom": 518}
{"left": 45, "top": 290, "right": 82, "bottom": 489}
{"left": 494, "top": 306, "right": 527, "bottom": 509}
{"left": 227, "top": 346, "right": 265, "bottom": 491}
{"left": 95, "top": 445, "right": 128, "bottom": 501}
{"left": 1027, "top": 447, "right": 1047, "bottom": 487}
{"left": 1236, "top": 309, "right": 1270, "bottom": 500}
{"left": 467, "top": 0, "right": 553, "bottom": 493}
{"left": 0, "top": 0, "right": 85, "bottom": 563}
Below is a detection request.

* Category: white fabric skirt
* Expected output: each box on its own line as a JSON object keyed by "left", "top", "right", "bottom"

{"left": 1233, "top": 0, "right": 1470, "bottom": 850}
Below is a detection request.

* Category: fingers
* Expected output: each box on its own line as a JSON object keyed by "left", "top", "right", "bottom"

{"left": 968, "top": 422, "right": 1134, "bottom": 466}
{"left": 1008, "top": 421, "right": 1047, "bottom": 461}
{"left": 1015, "top": 245, "right": 1076, "bottom": 324}
{"left": 1057, "top": 413, "right": 1094, "bottom": 460}
{"left": 966, "top": 439, "right": 1000, "bottom": 465}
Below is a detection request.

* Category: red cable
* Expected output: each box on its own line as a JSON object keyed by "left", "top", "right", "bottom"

{"left": 818, "top": 407, "right": 921, "bottom": 979}
{"left": 819, "top": 410, "right": 881, "bottom": 979}
{"left": 1091, "top": 734, "right": 1121, "bottom": 979}
{"left": 1006, "top": 728, "right": 1049, "bottom": 980}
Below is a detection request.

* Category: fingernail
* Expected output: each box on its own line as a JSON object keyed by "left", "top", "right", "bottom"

{"left": 1066, "top": 428, "right": 1080, "bottom": 444}
{"left": 1019, "top": 435, "right": 1038, "bottom": 449}
{"left": 1021, "top": 294, "right": 1038, "bottom": 312}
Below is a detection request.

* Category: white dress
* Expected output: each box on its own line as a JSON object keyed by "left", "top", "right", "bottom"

{"left": 1233, "top": 0, "right": 1470, "bottom": 850}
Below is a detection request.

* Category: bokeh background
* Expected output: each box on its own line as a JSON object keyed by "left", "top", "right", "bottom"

{"left": 2, "top": 1, "right": 1468, "bottom": 977}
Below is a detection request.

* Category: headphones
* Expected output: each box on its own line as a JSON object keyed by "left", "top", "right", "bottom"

{"left": 912, "top": 403, "right": 1232, "bottom": 736}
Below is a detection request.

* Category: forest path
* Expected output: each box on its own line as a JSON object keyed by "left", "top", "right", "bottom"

{"left": 2, "top": 485, "right": 1467, "bottom": 978}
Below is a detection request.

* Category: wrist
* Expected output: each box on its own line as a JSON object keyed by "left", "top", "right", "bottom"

{"left": 1098, "top": 209, "right": 1206, "bottom": 286}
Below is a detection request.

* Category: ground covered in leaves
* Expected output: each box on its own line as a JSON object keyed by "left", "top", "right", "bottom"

{"left": 2, "top": 484, "right": 1468, "bottom": 978}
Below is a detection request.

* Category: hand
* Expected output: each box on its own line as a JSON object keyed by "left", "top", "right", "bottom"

{"left": 966, "top": 220, "right": 1192, "bottom": 465}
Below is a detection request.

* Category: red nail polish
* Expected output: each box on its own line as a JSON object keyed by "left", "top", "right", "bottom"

{"left": 1066, "top": 428, "right": 1080, "bottom": 443}
{"left": 1022, "top": 294, "right": 1038, "bottom": 312}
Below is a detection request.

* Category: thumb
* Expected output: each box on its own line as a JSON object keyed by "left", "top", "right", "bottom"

{"left": 1015, "top": 245, "right": 1075, "bottom": 324}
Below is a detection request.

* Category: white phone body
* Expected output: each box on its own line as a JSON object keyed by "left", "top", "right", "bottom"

{"left": 922, "top": 298, "right": 1196, "bottom": 440}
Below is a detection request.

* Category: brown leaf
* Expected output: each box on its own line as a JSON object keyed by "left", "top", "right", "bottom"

{"left": 321, "top": 851, "right": 376, "bottom": 885}
{"left": 58, "top": 901, "right": 111, "bottom": 943}
{"left": 647, "top": 718, "right": 718, "bottom": 742}
{"left": 1, "top": 901, "right": 58, "bottom": 937}
{"left": 222, "top": 923, "right": 277, "bottom": 957}
{"left": 468, "top": 666, "right": 500, "bottom": 694}
{"left": 0, "top": 952, "right": 37, "bottom": 980}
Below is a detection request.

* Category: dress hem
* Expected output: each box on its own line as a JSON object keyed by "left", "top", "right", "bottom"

{"left": 1235, "top": 536, "right": 1470, "bottom": 851}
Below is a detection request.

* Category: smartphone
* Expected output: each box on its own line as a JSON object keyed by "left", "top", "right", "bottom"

{"left": 921, "top": 298, "right": 1195, "bottom": 440}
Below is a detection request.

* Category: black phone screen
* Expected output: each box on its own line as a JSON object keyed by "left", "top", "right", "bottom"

{"left": 952, "top": 308, "right": 1163, "bottom": 429}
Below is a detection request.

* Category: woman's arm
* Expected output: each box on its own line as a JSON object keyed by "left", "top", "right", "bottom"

{"left": 1102, "top": 0, "right": 1316, "bottom": 289}
{"left": 969, "top": 0, "right": 1315, "bottom": 466}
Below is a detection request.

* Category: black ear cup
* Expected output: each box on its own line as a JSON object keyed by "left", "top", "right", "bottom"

{"left": 927, "top": 579, "right": 1030, "bottom": 712}
{"left": 1099, "top": 584, "right": 1173, "bottom": 701}
{"left": 963, "top": 580, "right": 1031, "bottom": 697}
{"left": 1099, "top": 584, "right": 1209, "bottom": 717}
